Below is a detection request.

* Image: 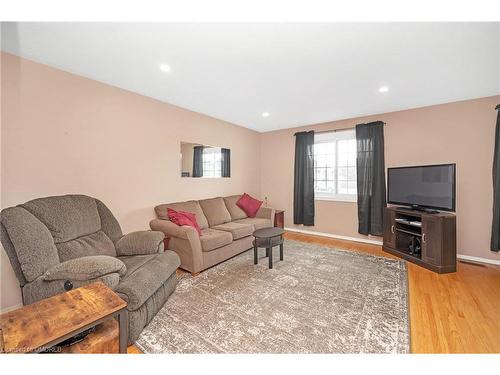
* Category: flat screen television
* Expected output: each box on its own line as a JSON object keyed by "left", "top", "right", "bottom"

{"left": 387, "top": 164, "right": 456, "bottom": 212}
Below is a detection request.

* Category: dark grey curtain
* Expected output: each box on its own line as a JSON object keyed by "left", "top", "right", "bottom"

{"left": 356, "top": 121, "right": 386, "bottom": 236}
{"left": 491, "top": 105, "right": 500, "bottom": 251}
{"left": 221, "top": 148, "right": 231, "bottom": 177}
{"left": 192, "top": 146, "right": 204, "bottom": 178}
{"left": 294, "top": 131, "right": 315, "bottom": 225}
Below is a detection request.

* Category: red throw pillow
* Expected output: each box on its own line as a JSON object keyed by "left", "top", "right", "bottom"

{"left": 236, "top": 193, "right": 263, "bottom": 218}
{"left": 167, "top": 208, "right": 202, "bottom": 235}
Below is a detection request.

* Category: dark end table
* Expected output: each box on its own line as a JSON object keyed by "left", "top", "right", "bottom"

{"left": 253, "top": 227, "right": 285, "bottom": 269}
{"left": 274, "top": 210, "right": 284, "bottom": 228}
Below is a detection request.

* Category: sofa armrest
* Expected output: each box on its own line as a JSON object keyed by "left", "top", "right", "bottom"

{"left": 256, "top": 206, "right": 276, "bottom": 222}
{"left": 149, "top": 218, "right": 203, "bottom": 273}
{"left": 24, "top": 273, "right": 122, "bottom": 305}
{"left": 41, "top": 255, "right": 127, "bottom": 281}
{"left": 149, "top": 219, "right": 199, "bottom": 241}
{"left": 115, "top": 230, "right": 165, "bottom": 256}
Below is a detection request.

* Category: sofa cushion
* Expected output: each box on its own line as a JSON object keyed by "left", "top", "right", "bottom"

{"left": 155, "top": 201, "right": 209, "bottom": 229}
{"left": 199, "top": 228, "right": 233, "bottom": 252}
{"left": 21, "top": 195, "right": 101, "bottom": 243}
{"left": 42, "top": 255, "right": 127, "bottom": 281}
{"left": 236, "top": 193, "right": 263, "bottom": 218}
{"left": 223, "top": 195, "right": 248, "bottom": 220}
{"left": 56, "top": 230, "right": 116, "bottom": 262}
{"left": 115, "top": 250, "right": 180, "bottom": 311}
{"left": 212, "top": 222, "right": 254, "bottom": 240}
{"left": 199, "top": 197, "right": 232, "bottom": 227}
{"left": 96, "top": 199, "right": 123, "bottom": 243}
{"left": 233, "top": 217, "right": 272, "bottom": 231}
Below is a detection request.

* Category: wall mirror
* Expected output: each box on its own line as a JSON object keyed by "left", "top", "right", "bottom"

{"left": 180, "top": 142, "right": 231, "bottom": 178}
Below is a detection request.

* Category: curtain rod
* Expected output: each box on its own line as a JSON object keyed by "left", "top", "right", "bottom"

{"left": 314, "top": 126, "right": 355, "bottom": 134}
{"left": 314, "top": 121, "right": 386, "bottom": 135}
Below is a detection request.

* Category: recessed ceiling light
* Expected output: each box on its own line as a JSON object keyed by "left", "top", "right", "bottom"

{"left": 159, "top": 64, "right": 171, "bottom": 72}
{"left": 378, "top": 86, "right": 389, "bottom": 93}
{"left": 262, "top": 112, "right": 270, "bottom": 118}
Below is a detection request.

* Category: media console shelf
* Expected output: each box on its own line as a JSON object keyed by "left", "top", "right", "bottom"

{"left": 383, "top": 206, "right": 456, "bottom": 273}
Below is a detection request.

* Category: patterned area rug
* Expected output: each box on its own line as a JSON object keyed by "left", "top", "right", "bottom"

{"left": 136, "top": 240, "right": 409, "bottom": 353}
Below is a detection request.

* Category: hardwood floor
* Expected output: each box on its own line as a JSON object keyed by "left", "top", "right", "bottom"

{"left": 128, "top": 231, "right": 500, "bottom": 354}
{"left": 285, "top": 231, "right": 500, "bottom": 353}
{"left": 127, "top": 345, "right": 142, "bottom": 354}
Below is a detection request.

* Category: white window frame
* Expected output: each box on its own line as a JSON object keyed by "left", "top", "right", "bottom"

{"left": 201, "top": 147, "right": 222, "bottom": 178}
{"left": 314, "top": 129, "right": 357, "bottom": 203}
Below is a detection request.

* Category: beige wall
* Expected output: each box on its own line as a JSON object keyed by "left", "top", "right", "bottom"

{"left": 0, "top": 53, "right": 261, "bottom": 310}
{"left": 261, "top": 95, "right": 500, "bottom": 264}
{"left": 2, "top": 52, "right": 499, "bottom": 311}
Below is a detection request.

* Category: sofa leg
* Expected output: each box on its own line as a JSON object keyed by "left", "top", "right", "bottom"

{"left": 191, "top": 272, "right": 200, "bottom": 277}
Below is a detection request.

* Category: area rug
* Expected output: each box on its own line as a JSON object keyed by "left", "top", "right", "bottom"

{"left": 136, "top": 240, "right": 409, "bottom": 353}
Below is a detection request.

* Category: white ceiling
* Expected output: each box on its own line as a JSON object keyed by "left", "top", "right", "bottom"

{"left": 2, "top": 22, "right": 499, "bottom": 132}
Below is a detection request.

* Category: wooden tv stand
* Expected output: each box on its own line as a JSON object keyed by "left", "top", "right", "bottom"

{"left": 382, "top": 206, "right": 456, "bottom": 273}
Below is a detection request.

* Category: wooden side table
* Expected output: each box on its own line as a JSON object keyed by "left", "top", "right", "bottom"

{"left": 274, "top": 210, "right": 284, "bottom": 228}
{"left": 0, "top": 282, "right": 128, "bottom": 354}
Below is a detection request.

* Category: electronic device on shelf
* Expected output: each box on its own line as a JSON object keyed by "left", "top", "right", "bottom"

{"left": 395, "top": 218, "right": 410, "bottom": 224}
{"left": 408, "top": 236, "right": 422, "bottom": 256}
{"left": 40, "top": 326, "right": 97, "bottom": 353}
{"left": 388, "top": 163, "right": 456, "bottom": 213}
{"left": 395, "top": 218, "right": 422, "bottom": 228}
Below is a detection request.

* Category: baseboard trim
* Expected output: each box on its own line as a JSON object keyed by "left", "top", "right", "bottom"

{"left": 0, "top": 303, "right": 22, "bottom": 314}
{"left": 284, "top": 227, "right": 383, "bottom": 246}
{"left": 457, "top": 254, "right": 500, "bottom": 266}
{"left": 285, "top": 227, "right": 500, "bottom": 266}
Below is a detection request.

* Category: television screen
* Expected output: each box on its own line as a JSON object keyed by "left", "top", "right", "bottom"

{"left": 387, "top": 164, "right": 456, "bottom": 211}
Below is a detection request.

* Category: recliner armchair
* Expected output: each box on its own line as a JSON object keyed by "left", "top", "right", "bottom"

{"left": 0, "top": 194, "right": 180, "bottom": 343}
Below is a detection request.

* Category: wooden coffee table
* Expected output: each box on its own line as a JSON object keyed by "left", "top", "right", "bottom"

{"left": 253, "top": 227, "right": 285, "bottom": 269}
{"left": 0, "top": 282, "right": 128, "bottom": 354}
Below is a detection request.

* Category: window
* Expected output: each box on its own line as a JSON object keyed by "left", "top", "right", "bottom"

{"left": 202, "top": 147, "right": 222, "bottom": 178}
{"left": 314, "top": 129, "right": 357, "bottom": 201}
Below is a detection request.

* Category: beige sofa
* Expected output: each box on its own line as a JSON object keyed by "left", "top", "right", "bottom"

{"left": 150, "top": 195, "right": 275, "bottom": 275}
